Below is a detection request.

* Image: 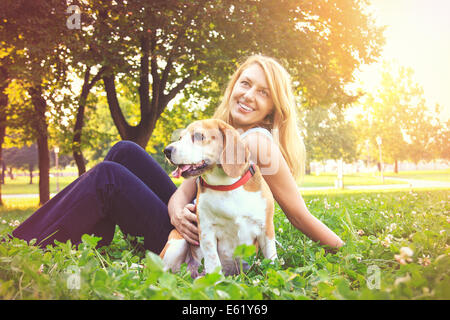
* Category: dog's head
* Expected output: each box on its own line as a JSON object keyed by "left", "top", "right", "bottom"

{"left": 164, "top": 119, "right": 250, "bottom": 178}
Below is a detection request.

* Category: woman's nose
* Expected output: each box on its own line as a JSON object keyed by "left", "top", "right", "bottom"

{"left": 243, "top": 87, "right": 256, "bottom": 101}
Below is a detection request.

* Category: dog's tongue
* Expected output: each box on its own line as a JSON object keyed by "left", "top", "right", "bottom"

{"left": 171, "top": 164, "right": 192, "bottom": 178}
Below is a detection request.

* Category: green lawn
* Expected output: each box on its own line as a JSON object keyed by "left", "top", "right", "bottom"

{"left": 0, "top": 188, "right": 448, "bottom": 300}
{"left": 1, "top": 175, "right": 77, "bottom": 195}
{"left": 2, "top": 169, "right": 449, "bottom": 195}
{"left": 2, "top": 170, "right": 437, "bottom": 195}
{"left": 300, "top": 172, "right": 403, "bottom": 187}
{"left": 384, "top": 169, "right": 450, "bottom": 182}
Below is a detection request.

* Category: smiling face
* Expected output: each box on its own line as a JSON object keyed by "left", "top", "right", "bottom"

{"left": 229, "top": 63, "right": 275, "bottom": 131}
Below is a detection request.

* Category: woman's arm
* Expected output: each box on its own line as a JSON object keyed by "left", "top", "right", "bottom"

{"left": 167, "top": 177, "right": 199, "bottom": 245}
{"left": 243, "top": 133, "right": 344, "bottom": 249}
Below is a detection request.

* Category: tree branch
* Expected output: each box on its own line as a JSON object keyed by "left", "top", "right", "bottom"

{"left": 161, "top": 75, "right": 192, "bottom": 113}
{"left": 139, "top": 36, "right": 151, "bottom": 116}
{"left": 150, "top": 35, "right": 160, "bottom": 110}
{"left": 102, "top": 74, "right": 130, "bottom": 139}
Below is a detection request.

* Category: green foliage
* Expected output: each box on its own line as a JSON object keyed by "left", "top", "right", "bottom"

{"left": 354, "top": 61, "right": 447, "bottom": 166}
{"left": 301, "top": 104, "right": 358, "bottom": 164}
{"left": 0, "top": 189, "right": 449, "bottom": 300}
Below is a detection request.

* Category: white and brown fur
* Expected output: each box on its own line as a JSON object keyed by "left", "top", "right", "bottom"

{"left": 160, "top": 119, "right": 276, "bottom": 276}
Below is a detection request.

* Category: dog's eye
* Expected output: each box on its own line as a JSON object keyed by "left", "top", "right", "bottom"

{"left": 192, "top": 132, "right": 205, "bottom": 142}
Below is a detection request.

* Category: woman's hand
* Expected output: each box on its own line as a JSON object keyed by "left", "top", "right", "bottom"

{"left": 170, "top": 203, "right": 199, "bottom": 246}
{"left": 167, "top": 177, "right": 199, "bottom": 246}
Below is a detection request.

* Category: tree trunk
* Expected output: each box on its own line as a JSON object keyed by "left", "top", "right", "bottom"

{"left": 305, "top": 159, "right": 311, "bottom": 175}
{"left": 29, "top": 85, "right": 50, "bottom": 205}
{"left": 394, "top": 159, "right": 398, "bottom": 174}
{"left": 72, "top": 66, "right": 105, "bottom": 176}
{"left": 101, "top": 36, "right": 192, "bottom": 149}
{"left": 0, "top": 96, "right": 6, "bottom": 206}
{"left": 29, "top": 164, "right": 33, "bottom": 184}
{"left": 0, "top": 71, "right": 7, "bottom": 206}
{"left": 103, "top": 74, "right": 153, "bottom": 148}
{"left": 1, "top": 161, "right": 5, "bottom": 185}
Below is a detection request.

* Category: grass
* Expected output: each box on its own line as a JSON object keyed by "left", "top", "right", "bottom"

{"left": 0, "top": 175, "right": 76, "bottom": 195}
{"left": 300, "top": 172, "right": 403, "bottom": 187}
{"left": 4, "top": 168, "right": 450, "bottom": 195}
{"left": 384, "top": 169, "right": 450, "bottom": 182}
{"left": 0, "top": 187, "right": 449, "bottom": 300}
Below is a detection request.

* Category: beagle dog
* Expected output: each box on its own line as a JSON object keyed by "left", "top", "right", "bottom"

{"left": 160, "top": 119, "right": 276, "bottom": 277}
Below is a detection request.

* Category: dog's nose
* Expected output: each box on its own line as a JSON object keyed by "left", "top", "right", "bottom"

{"left": 164, "top": 146, "right": 174, "bottom": 159}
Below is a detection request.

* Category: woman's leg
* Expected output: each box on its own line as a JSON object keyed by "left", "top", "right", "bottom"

{"left": 13, "top": 145, "right": 176, "bottom": 254}
{"left": 104, "top": 140, "right": 177, "bottom": 205}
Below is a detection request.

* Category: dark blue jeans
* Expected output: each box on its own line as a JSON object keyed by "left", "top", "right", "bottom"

{"left": 12, "top": 141, "right": 177, "bottom": 254}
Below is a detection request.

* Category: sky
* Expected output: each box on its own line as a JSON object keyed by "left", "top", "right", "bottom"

{"left": 354, "top": 0, "right": 450, "bottom": 120}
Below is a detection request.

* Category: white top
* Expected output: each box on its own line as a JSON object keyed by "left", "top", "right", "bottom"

{"left": 240, "top": 127, "right": 273, "bottom": 141}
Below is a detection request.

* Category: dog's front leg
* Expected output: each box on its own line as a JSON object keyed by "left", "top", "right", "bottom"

{"left": 257, "top": 233, "right": 277, "bottom": 261}
{"left": 200, "top": 230, "right": 222, "bottom": 274}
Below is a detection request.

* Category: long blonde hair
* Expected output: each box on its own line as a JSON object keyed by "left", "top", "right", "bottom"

{"left": 213, "top": 55, "right": 305, "bottom": 181}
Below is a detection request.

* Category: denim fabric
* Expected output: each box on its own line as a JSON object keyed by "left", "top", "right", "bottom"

{"left": 12, "top": 141, "right": 177, "bottom": 254}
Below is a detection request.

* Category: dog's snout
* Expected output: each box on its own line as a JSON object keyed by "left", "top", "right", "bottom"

{"left": 164, "top": 146, "right": 174, "bottom": 159}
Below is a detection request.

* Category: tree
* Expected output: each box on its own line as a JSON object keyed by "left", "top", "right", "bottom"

{"left": 357, "top": 61, "right": 442, "bottom": 172}
{"left": 3, "top": 144, "right": 38, "bottom": 184}
{"left": 0, "top": 0, "right": 72, "bottom": 204}
{"left": 301, "top": 103, "right": 358, "bottom": 173}
{"left": 0, "top": 64, "right": 8, "bottom": 205}
{"left": 72, "top": 0, "right": 383, "bottom": 149}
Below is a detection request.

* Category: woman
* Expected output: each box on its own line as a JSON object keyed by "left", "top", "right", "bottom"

{"left": 169, "top": 55, "right": 344, "bottom": 249}
{"left": 12, "top": 55, "right": 344, "bottom": 254}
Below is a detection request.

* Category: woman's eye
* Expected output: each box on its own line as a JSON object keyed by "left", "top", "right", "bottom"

{"left": 259, "top": 90, "right": 268, "bottom": 97}
{"left": 240, "top": 80, "right": 250, "bottom": 86}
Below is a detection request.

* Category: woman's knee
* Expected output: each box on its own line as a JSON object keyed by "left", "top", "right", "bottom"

{"left": 92, "top": 161, "right": 124, "bottom": 177}
{"left": 105, "top": 140, "right": 142, "bottom": 161}
{"left": 111, "top": 140, "right": 142, "bottom": 154}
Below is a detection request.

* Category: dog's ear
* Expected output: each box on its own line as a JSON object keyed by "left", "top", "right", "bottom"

{"left": 218, "top": 121, "right": 249, "bottom": 178}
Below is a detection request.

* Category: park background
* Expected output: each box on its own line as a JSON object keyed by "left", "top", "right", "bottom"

{"left": 0, "top": 0, "right": 448, "bottom": 300}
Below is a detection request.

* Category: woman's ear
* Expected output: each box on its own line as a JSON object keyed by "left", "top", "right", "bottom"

{"left": 217, "top": 121, "right": 249, "bottom": 178}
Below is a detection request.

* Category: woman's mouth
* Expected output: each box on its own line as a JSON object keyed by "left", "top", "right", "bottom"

{"left": 238, "top": 102, "right": 254, "bottom": 113}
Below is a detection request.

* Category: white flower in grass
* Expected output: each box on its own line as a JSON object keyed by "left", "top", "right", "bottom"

{"left": 381, "top": 234, "right": 393, "bottom": 247}
{"left": 394, "top": 247, "right": 414, "bottom": 265}
{"left": 1, "top": 220, "right": 6, "bottom": 224}
{"left": 9, "top": 220, "right": 20, "bottom": 227}
{"left": 386, "top": 223, "right": 397, "bottom": 232}
{"left": 418, "top": 255, "right": 431, "bottom": 267}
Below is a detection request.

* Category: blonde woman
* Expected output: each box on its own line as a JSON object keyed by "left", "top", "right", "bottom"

{"left": 170, "top": 55, "right": 344, "bottom": 249}
{"left": 12, "top": 55, "right": 343, "bottom": 254}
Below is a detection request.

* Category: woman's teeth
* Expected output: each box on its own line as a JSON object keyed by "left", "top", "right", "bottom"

{"left": 239, "top": 102, "right": 253, "bottom": 112}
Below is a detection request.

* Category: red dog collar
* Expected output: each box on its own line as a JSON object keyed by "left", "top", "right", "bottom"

{"left": 198, "top": 164, "right": 256, "bottom": 191}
